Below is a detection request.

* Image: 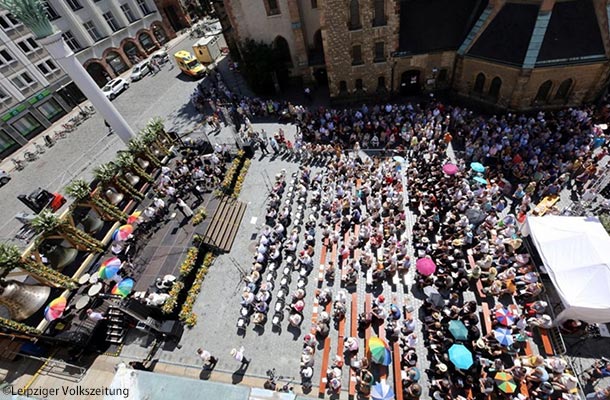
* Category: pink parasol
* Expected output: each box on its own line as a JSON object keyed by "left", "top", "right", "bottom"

{"left": 416, "top": 258, "right": 437, "bottom": 276}
{"left": 442, "top": 163, "right": 459, "bottom": 175}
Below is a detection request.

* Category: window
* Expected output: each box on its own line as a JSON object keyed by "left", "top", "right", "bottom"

{"left": 37, "top": 99, "right": 64, "bottom": 120}
{"left": 12, "top": 113, "right": 42, "bottom": 137}
{"left": 265, "top": 0, "right": 280, "bottom": 16}
{"left": 11, "top": 72, "right": 35, "bottom": 89}
{"left": 488, "top": 76, "right": 502, "bottom": 101}
{"left": 103, "top": 11, "right": 121, "bottom": 32}
{"left": 0, "top": 13, "right": 22, "bottom": 30}
{"left": 339, "top": 80, "right": 348, "bottom": 95}
{"left": 311, "top": 0, "right": 317, "bottom": 8}
{"left": 473, "top": 73, "right": 485, "bottom": 94}
{"left": 534, "top": 80, "right": 552, "bottom": 103}
{"left": 349, "top": 0, "right": 361, "bottom": 30}
{"left": 0, "top": 87, "right": 9, "bottom": 100}
{"left": 83, "top": 21, "right": 102, "bottom": 41}
{"left": 352, "top": 45, "right": 363, "bottom": 65}
{"left": 137, "top": 0, "right": 152, "bottom": 15}
{"left": 37, "top": 59, "right": 59, "bottom": 75}
{"left": 355, "top": 78, "right": 363, "bottom": 91}
{"left": 374, "top": 42, "right": 385, "bottom": 62}
{"left": 373, "top": 0, "right": 386, "bottom": 26}
{"left": 437, "top": 68, "right": 448, "bottom": 83}
{"left": 377, "top": 76, "right": 386, "bottom": 92}
{"left": 16, "top": 37, "right": 40, "bottom": 53}
{"left": 0, "top": 49, "right": 14, "bottom": 65}
{"left": 65, "top": 0, "right": 82, "bottom": 11}
{"left": 554, "top": 79, "right": 573, "bottom": 101}
{"left": 43, "top": 1, "right": 60, "bottom": 20}
{"left": 62, "top": 31, "right": 81, "bottom": 51}
{"left": 121, "top": 4, "right": 137, "bottom": 23}
{"left": 0, "top": 130, "right": 17, "bottom": 151}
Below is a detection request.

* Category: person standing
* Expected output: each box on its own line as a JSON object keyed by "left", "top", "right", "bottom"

{"left": 176, "top": 197, "right": 194, "bottom": 219}
{"left": 197, "top": 348, "right": 217, "bottom": 367}
{"left": 230, "top": 346, "right": 248, "bottom": 364}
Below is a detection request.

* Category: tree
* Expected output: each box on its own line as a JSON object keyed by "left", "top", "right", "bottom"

{"left": 240, "top": 39, "right": 290, "bottom": 95}
{"left": 65, "top": 179, "right": 127, "bottom": 222}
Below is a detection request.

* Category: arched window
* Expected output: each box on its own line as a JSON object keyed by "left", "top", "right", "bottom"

{"left": 373, "top": 0, "right": 385, "bottom": 26}
{"left": 274, "top": 36, "right": 292, "bottom": 66}
{"left": 534, "top": 80, "right": 552, "bottom": 103}
{"left": 339, "top": 80, "right": 348, "bottom": 95}
{"left": 355, "top": 78, "right": 364, "bottom": 91}
{"left": 473, "top": 73, "right": 485, "bottom": 94}
{"left": 488, "top": 76, "right": 502, "bottom": 101}
{"left": 349, "top": 0, "right": 361, "bottom": 30}
{"left": 554, "top": 79, "right": 573, "bottom": 101}
{"left": 138, "top": 32, "right": 157, "bottom": 52}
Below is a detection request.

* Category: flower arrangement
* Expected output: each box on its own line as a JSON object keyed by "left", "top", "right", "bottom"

{"left": 0, "top": 317, "right": 41, "bottom": 335}
{"left": 179, "top": 247, "right": 199, "bottom": 277}
{"left": 192, "top": 208, "right": 207, "bottom": 226}
{"left": 161, "top": 281, "right": 184, "bottom": 314}
{"left": 192, "top": 234, "right": 204, "bottom": 245}
{"left": 220, "top": 158, "right": 241, "bottom": 193}
{"left": 179, "top": 252, "right": 214, "bottom": 328}
{"left": 232, "top": 159, "right": 251, "bottom": 199}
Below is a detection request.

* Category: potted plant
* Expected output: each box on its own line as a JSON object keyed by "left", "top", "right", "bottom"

{"left": 141, "top": 127, "right": 171, "bottom": 158}
{"left": 94, "top": 163, "right": 144, "bottom": 202}
{"left": 65, "top": 179, "right": 127, "bottom": 222}
{"left": 128, "top": 137, "right": 161, "bottom": 168}
{"left": 115, "top": 152, "right": 154, "bottom": 183}
{"left": 32, "top": 210, "right": 104, "bottom": 253}
{"left": 0, "top": 243, "right": 77, "bottom": 289}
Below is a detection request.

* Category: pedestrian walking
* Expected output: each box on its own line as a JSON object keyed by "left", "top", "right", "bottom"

{"left": 176, "top": 197, "right": 194, "bottom": 218}
{"left": 230, "top": 346, "right": 248, "bottom": 364}
{"left": 197, "top": 348, "right": 218, "bottom": 367}
{"left": 258, "top": 137, "right": 270, "bottom": 155}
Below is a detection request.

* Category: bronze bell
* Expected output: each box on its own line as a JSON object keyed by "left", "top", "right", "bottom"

{"left": 124, "top": 172, "right": 140, "bottom": 187}
{"left": 105, "top": 188, "right": 124, "bottom": 205}
{"left": 80, "top": 211, "right": 104, "bottom": 234}
{"left": 0, "top": 281, "right": 50, "bottom": 321}
{"left": 136, "top": 157, "right": 149, "bottom": 170}
{"left": 152, "top": 147, "right": 162, "bottom": 157}
{"left": 45, "top": 244, "right": 78, "bottom": 271}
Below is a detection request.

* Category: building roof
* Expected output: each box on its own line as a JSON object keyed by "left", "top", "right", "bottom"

{"left": 398, "top": 0, "right": 487, "bottom": 54}
{"left": 467, "top": 2, "right": 539, "bottom": 65}
{"left": 537, "top": 0, "right": 606, "bottom": 65}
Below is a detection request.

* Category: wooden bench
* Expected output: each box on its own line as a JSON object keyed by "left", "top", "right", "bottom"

{"left": 318, "top": 238, "right": 329, "bottom": 286}
{"left": 341, "top": 230, "right": 351, "bottom": 283}
{"left": 349, "top": 293, "right": 358, "bottom": 398}
{"left": 538, "top": 328, "right": 555, "bottom": 356}
{"left": 392, "top": 341, "right": 404, "bottom": 400}
{"left": 480, "top": 303, "right": 492, "bottom": 335}
{"left": 475, "top": 279, "right": 487, "bottom": 299}
{"left": 318, "top": 302, "right": 333, "bottom": 397}
{"left": 365, "top": 294, "right": 372, "bottom": 342}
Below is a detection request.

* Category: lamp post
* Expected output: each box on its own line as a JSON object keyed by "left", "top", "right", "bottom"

{"left": 0, "top": 0, "right": 136, "bottom": 144}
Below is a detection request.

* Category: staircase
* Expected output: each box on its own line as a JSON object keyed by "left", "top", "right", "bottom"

{"left": 105, "top": 306, "right": 127, "bottom": 345}
{"left": 200, "top": 196, "right": 247, "bottom": 252}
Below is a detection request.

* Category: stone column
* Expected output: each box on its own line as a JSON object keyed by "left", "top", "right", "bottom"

{"left": 38, "top": 33, "right": 136, "bottom": 144}
{"left": 286, "top": 0, "right": 308, "bottom": 69}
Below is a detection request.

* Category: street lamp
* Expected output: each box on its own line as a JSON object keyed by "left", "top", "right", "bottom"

{"left": 0, "top": 0, "right": 136, "bottom": 144}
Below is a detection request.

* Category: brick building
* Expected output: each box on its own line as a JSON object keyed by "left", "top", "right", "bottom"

{"left": 216, "top": 0, "right": 610, "bottom": 110}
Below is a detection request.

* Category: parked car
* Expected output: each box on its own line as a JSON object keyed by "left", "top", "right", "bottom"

{"left": 0, "top": 169, "right": 10, "bottom": 186}
{"left": 149, "top": 50, "right": 169, "bottom": 65}
{"left": 130, "top": 62, "right": 151, "bottom": 81}
{"left": 102, "top": 78, "right": 129, "bottom": 100}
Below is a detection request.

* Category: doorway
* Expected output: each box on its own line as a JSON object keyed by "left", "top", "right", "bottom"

{"left": 400, "top": 70, "right": 421, "bottom": 96}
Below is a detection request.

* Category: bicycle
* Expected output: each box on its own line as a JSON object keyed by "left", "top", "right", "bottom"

{"left": 34, "top": 142, "right": 45, "bottom": 154}
{"left": 264, "top": 369, "right": 294, "bottom": 393}
{"left": 53, "top": 130, "right": 67, "bottom": 141}
{"left": 23, "top": 151, "right": 37, "bottom": 162}
{"left": 11, "top": 157, "right": 24, "bottom": 170}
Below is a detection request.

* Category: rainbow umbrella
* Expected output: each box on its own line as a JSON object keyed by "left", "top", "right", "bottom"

{"left": 442, "top": 163, "right": 458, "bottom": 175}
{"left": 470, "top": 162, "right": 485, "bottom": 173}
{"left": 495, "top": 371, "right": 517, "bottom": 394}
{"left": 495, "top": 308, "right": 516, "bottom": 326}
{"left": 127, "top": 211, "right": 142, "bottom": 224}
{"left": 44, "top": 296, "right": 67, "bottom": 321}
{"left": 416, "top": 258, "right": 436, "bottom": 276}
{"left": 112, "top": 224, "right": 134, "bottom": 241}
{"left": 368, "top": 337, "right": 392, "bottom": 366}
{"left": 112, "top": 278, "right": 135, "bottom": 297}
{"left": 98, "top": 257, "right": 122, "bottom": 280}
{"left": 494, "top": 327, "right": 514, "bottom": 347}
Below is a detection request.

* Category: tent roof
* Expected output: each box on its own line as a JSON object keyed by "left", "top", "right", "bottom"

{"left": 526, "top": 216, "right": 610, "bottom": 323}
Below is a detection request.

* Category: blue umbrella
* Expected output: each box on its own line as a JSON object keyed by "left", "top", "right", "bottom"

{"left": 393, "top": 156, "right": 405, "bottom": 163}
{"left": 470, "top": 162, "right": 485, "bottom": 173}
{"left": 473, "top": 176, "right": 488, "bottom": 185}
{"left": 448, "top": 343, "right": 473, "bottom": 370}
{"left": 494, "top": 327, "right": 514, "bottom": 347}
{"left": 371, "top": 381, "right": 395, "bottom": 400}
{"left": 448, "top": 320, "right": 469, "bottom": 341}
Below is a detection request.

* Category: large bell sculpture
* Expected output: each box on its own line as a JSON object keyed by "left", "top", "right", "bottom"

{"left": 44, "top": 244, "right": 78, "bottom": 271}
{"left": 136, "top": 157, "right": 149, "bottom": 170}
{"left": 0, "top": 281, "right": 50, "bottom": 321}
{"left": 105, "top": 188, "right": 124, "bottom": 205}
{"left": 80, "top": 211, "right": 104, "bottom": 234}
{"left": 124, "top": 172, "right": 140, "bottom": 187}
{"left": 152, "top": 147, "right": 162, "bottom": 158}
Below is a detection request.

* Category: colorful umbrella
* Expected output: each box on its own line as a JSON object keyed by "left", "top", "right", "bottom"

{"left": 495, "top": 308, "right": 516, "bottom": 326}
{"left": 448, "top": 320, "right": 469, "bottom": 341}
{"left": 371, "top": 381, "right": 395, "bottom": 400}
{"left": 473, "top": 176, "right": 488, "bottom": 185}
{"left": 368, "top": 337, "right": 392, "bottom": 366}
{"left": 448, "top": 343, "right": 473, "bottom": 370}
{"left": 98, "top": 257, "right": 122, "bottom": 280}
{"left": 44, "top": 296, "right": 66, "bottom": 321}
{"left": 427, "top": 293, "right": 445, "bottom": 309}
{"left": 416, "top": 258, "right": 436, "bottom": 276}
{"left": 470, "top": 162, "right": 485, "bottom": 173}
{"left": 494, "top": 327, "right": 514, "bottom": 347}
{"left": 112, "top": 224, "right": 134, "bottom": 241}
{"left": 111, "top": 278, "right": 135, "bottom": 297}
{"left": 494, "top": 371, "right": 517, "bottom": 394}
{"left": 393, "top": 156, "right": 405, "bottom": 164}
{"left": 127, "top": 210, "right": 142, "bottom": 224}
{"left": 442, "top": 163, "right": 458, "bottom": 175}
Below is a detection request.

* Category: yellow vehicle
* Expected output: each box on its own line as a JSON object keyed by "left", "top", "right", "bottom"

{"left": 173, "top": 50, "right": 206, "bottom": 78}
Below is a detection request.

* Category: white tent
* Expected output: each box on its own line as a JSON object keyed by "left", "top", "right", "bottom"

{"left": 524, "top": 215, "right": 610, "bottom": 324}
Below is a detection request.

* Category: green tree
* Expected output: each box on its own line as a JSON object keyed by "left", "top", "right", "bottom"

{"left": 240, "top": 39, "right": 289, "bottom": 95}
